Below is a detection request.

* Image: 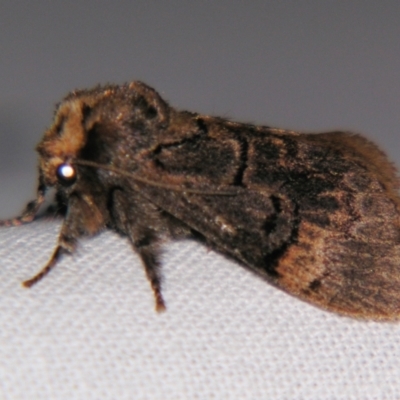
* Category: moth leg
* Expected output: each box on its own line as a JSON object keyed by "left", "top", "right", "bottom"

{"left": 130, "top": 233, "right": 166, "bottom": 312}
{"left": 22, "top": 229, "right": 77, "bottom": 288}
{"left": 0, "top": 181, "right": 46, "bottom": 227}
{"left": 21, "top": 192, "right": 93, "bottom": 287}
{"left": 23, "top": 245, "right": 64, "bottom": 287}
{"left": 110, "top": 189, "right": 168, "bottom": 311}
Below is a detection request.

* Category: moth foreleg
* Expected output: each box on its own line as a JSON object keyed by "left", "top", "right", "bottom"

{"left": 21, "top": 192, "right": 96, "bottom": 287}
{"left": 0, "top": 181, "right": 46, "bottom": 227}
{"left": 23, "top": 245, "right": 64, "bottom": 287}
{"left": 22, "top": 228, "right": 77, "bottom": 287}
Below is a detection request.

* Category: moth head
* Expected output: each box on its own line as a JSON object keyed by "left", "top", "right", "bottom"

{"left": 36, "top": 97, "right": 90, "bottom": 188}
{"left": 35, "top": 81, "right": 170, "bottom": 189}
{"left": 55, "top": 162, "right": 77, "bottom": 186}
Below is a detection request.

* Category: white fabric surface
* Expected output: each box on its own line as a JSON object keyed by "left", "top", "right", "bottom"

{"left": 1, "top": 220, "right": 400, "bottom": 399}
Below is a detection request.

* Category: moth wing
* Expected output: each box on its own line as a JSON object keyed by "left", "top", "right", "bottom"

{"left": 136, "top": 176, "right": 400, "bottom": 320}
{"left": 136, "top": 185, "right": 290, "bottom": 270}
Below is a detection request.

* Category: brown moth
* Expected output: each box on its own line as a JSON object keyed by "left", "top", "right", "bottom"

{"left": 1, "top": 81, "right": 400, "bottom": 319}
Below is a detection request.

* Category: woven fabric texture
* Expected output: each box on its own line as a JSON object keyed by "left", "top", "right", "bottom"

{"left": 1, "top": 220, "right": 400, "bottom": 399}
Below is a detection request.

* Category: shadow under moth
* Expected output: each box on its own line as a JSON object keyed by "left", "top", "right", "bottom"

{"left": 1, "top": 81, "right": 400, "bottom": 320}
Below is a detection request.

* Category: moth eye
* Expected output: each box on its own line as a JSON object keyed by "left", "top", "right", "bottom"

{"left": 56, "top": 163, "right": 77, "bottom": 186}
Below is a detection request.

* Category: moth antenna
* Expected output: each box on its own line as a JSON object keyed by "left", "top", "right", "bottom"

{"left": 0, "top": 181, "right": 46, "bottom": 227}
{"left": 74, "top": 159, "right": 239, "bottom": 196}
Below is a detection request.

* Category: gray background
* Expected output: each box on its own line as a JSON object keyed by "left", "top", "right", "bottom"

{"left": 0, "top": 2, "right": 400, "bottom": 399}
{"left": 1, "top": 1, "right": 399, "bottom": 217}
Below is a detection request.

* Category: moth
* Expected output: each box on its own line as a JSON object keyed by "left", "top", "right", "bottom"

{"left": 1, "top": 81, "right": 400, "bottom": 319}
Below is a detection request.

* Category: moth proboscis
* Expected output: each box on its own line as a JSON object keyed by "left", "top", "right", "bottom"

{"left": 1, "top": 81, "right": 400, "bottom": 319}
